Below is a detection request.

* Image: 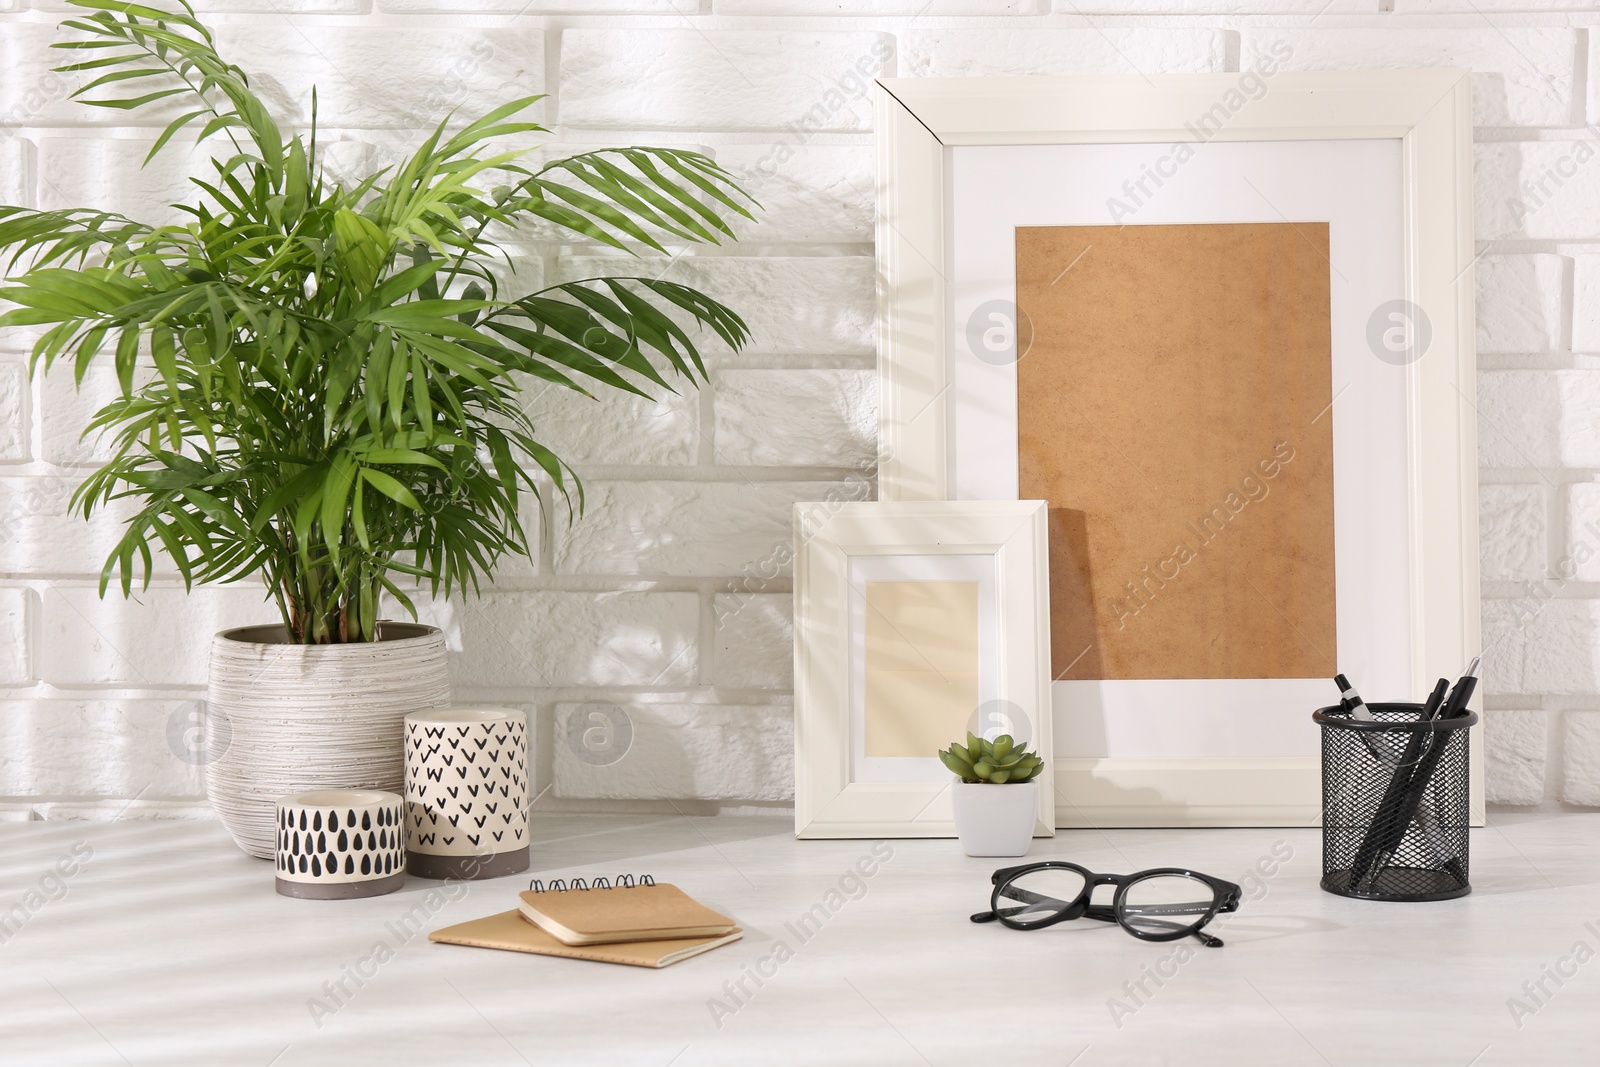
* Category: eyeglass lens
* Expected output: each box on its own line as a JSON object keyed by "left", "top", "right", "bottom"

{"left": 998, "top": 867, "right": 1088, "bottom": 923}
{"left": 1119, "top": 874, "right": 1216, "bottom": 937}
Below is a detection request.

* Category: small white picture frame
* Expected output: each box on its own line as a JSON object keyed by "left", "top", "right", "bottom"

{"left": 793, "top": 499, "right": 1053, "bottom": 839}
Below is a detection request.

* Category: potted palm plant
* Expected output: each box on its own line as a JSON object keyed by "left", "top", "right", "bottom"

{"left": 0, "top": 0, "right": 755, "bottom": 857}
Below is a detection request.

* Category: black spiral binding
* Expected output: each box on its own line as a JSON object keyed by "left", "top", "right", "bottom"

{"left": 528, "top": 874, "right": 655, "bottom": 893}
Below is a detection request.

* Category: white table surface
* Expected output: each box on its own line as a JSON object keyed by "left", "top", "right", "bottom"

{"left": 0, "top": 812, "right": 1595, "bottom": 1066}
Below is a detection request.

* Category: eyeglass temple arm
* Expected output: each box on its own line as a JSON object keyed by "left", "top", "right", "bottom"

{"left": 974, "top": 905, "right": 1224, "bottom": 946}
{"left": 1121, "top": 902, "right": 1217, "bottom": 916}
{"left": 990, "top": 864, "right": 1044, "bottom": 885}
{"left": 1115, "top": 905, "right": 1227, "bottom": 948}
{"left": 997, "top": 885, "right": 1069, "bottom": 906}
{"left": 971, "top": 881, "right": 1082, "bottom": 923}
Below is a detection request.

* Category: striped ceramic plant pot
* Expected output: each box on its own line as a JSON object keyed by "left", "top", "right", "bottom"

{"left": 206, "top": 622, "right": 451, "bottom": 859}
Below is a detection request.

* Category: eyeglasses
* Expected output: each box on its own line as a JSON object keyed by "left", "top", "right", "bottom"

{"left": 970, "top": 861, "right": 1241, "bottom": 948}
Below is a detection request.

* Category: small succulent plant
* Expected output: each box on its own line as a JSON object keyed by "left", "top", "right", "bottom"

{"left": 938, "top": 733, "right": 1043, "bottom": 784}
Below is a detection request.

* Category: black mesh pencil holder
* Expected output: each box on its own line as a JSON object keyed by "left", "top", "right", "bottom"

{"left": 1313, "top": 702, "right": 1476, "bottom": 902}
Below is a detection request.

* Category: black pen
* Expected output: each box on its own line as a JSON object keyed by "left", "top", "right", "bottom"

{"left": 1419, "top": 676, "right": 1451, "bottom": 720}
{"left": 1361, "top": 659, "right": 1480, "bottom": 890}
{"left": 1335, "top": 673, "right": 1398, "bottom": 761}
{"left": 1334, "top": 672, "right": 1378, "bottom": 723}
{"left": 1337, "top": 671, "right": 1465, "bottom": 870}
{"left": 1347, "top": 676, "right": 1448, "bottom": 891}
{"left": 1435, "top": 656, "right": 1481, "bottom": 720}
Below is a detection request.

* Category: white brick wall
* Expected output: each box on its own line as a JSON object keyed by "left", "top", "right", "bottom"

{"left": 218, "top": 27, "right": 547, "bottom": 130}
{"left": 1479, "top": 371, "right": 1600, "bottom": 468}
{"left": 553, "top": 480, "right": 850, "bottom": 577}
{"left": 1476, "top": 141, "right": 1600, "bottom": 241}
{"left": 380, "top": 0, "right": 691, "bottom": 11}
{"left": 899, "top": 28, "right": 1227, "bottom": 77}
{"left": 0, "top": 2, "right": 1593, "bottom": 816}
{"left": 1562, "top": 711, "right": 1600, "bottom": 806}
{"left": 1483, "top": 599, "right": 1600, "bottom": 696}
{"left": 40, "top": 585, "right": 267, "bottom": 687}
{"left": 1476, "top": 255, "right": 1564, "bottom": 354}
{"left": 720, "top": 0, "right": 1027, "bottom": 13}
{"left": 1479, "top": 484, "right": 1545, "bottom": 582}
{"left": 520, "top": 376, "right": 700, "bottom": 467}
{"left": 37, "top": 137, "right": 210, "bottom": 224}
{"left": 713, "top": 369, "right": 877, "bottom": 468}
{"left": 0, "top": 361, "right": 25, "bottom": 463}
{"left": 552, "top": 702, "right": 792, "bottom": 801}
{"left": 1485, "top": 708, "right": 1545, "bottom": 805}
{"left": 0, "top": 138, "right": 28, "bottom": 207}
{"left": 555, "top": 255, "right": 876, "bottom": 356}
{"left": 1575, "top": 255, "right": 1600, "bottom": 351}
{"left": 0, "top": 475, "right": 151, "bottom": 576}
{"left": 0, "top": 587, "right": 30, "bottom": 685}
{"left": 1242, "top": 28, "right": 1580, "bottom": 127}
{"left": 0, "top": 698, "right": 203, "bottom": 796}
{"left": 716, "top": 144, "right": 874, "bottom": 244}
{"left": 713, "top": 593, "right": 793, "bottom": 689}
{"left": 560, "top": 30, "right": 892, "bottom": 131}
{"left": 36, "top": 364, "right": 141, "bottom": 467}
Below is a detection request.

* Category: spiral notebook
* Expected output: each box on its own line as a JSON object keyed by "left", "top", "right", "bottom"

{"left": 429, "top": 875, "right": 742, "bottom": 968}
{"left": 428, "top": 909, "right": 742, "bottom": 969}
{"left": 516, "top": 875, "right": 736, "bottom": 946}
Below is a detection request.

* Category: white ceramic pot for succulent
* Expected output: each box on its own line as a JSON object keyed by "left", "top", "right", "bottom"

{"left": 952, "top": 779, "right": 1038, "bottom": 858}
{"left": 206, "top": 622, "right": 451, "bottom": 858}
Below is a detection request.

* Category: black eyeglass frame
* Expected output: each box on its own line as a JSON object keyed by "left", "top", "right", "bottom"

{"left": 971, "top": 861, "right": 1242, "bottom": 947}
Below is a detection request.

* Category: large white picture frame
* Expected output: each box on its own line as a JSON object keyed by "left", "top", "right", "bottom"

{"left": 794, "top": 500, "right": 1053, "bottom": 839}
{"left": 874, "top": 72, "right": 1482, "bottom": 827}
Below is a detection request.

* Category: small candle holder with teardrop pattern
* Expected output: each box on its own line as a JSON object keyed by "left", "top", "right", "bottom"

{"left": 274, "top": 789, "right": 406, "bottom": 899}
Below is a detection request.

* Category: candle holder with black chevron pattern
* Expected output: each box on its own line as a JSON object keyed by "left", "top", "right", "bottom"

{"left": 404, "top": 707, "right": 530, "bottom": 880}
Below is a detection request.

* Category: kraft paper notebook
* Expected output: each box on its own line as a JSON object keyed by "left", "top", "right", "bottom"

{"left": 517, "top": 882, "right": 736, "bottom": 945}
{"left": 429, "top": 910, "right": 742, "bottom": 968}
